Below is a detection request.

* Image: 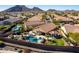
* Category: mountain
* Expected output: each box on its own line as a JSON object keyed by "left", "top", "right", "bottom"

{"left": 47, "top": 9, "right": 57, "bottom": 12}
{"left": 4, "top": 5, "right": 31, "bottom": 12}
{"left": 31, "top": 7, "right": 43, "bottom": 12}
{"left": 3, "top": 5, "right": 43, "bottom": 12}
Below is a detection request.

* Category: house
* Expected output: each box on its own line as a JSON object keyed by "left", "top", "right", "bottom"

{"left": 33, "top": 23, "right": 57, "bottom": 35}
{"left": 0, "top": 17, "right": 22, "bottom": 25}
{"left": 23, "top": 14, "right": 45, "bottom": 30}
{"left": 33, "top": 23, "right": 63, "bottom": 39}
{"left": 27, "top": 14, "right": 43, "bottom": 22}
{"left": 67, "top": 14, "right": 79, "bottom": 19}
{"left": 23, "top": 21, "right": 45, "bottom": 31}
{"left": 24, "top": 21, "right": 45, "bottom": 26}
{"left": 63, "top": 24, "right": 79, "bottom": 33}
{"left": 54, "top": 15, "right": 73, "bottom": 24}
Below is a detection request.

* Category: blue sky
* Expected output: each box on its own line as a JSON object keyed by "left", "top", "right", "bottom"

{"left": 0, "top": 5, "right": 79, "bottom": 11}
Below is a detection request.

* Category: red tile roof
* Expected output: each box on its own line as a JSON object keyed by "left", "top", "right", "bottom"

{"left": 35, "top": 23, "right": 57, "bottom": 33}
{"left": 64, "top": 24, "right": 79, "bottom": 33}
{"left": 54, "top": 15, "right": 73, "bottom": 21}
{"left": 27, "top": 14, "right": 43, "bottom": 22}
{"left": 25, "top": 21, "right": 45, "bottom": 26}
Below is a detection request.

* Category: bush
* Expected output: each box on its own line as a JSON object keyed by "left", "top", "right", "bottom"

{"left": 0, "top": 25, "right": 7, "bottom": 30}
{"left": 53, "top": 19, "right": 61, "bottom": 25}
{"left": 27, "top": 26, "right": 33, "bottom": 31}
{"left": 0, "top": 41, "right": 5, "bottom": 47}
{"left": 0, "top": 41, "right": 3, "bottom": 45}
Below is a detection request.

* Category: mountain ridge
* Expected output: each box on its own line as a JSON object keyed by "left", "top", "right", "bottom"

{"left": 4, "top": 5, "right": 44, "bottom": 12}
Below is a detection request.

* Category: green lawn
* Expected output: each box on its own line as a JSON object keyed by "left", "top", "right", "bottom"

{"left": 46, "top": 39, "right": 64, "bottom": 46}
{"left": 68, "top": 32, "right": 79, "bottom": 43}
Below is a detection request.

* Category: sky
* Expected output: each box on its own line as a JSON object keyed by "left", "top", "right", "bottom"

{"left": 0, "top": 5, "right": 79, "bottom": 11}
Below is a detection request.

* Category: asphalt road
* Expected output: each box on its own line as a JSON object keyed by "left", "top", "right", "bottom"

{"left": 2, "top": 42, "right": 70, "bottom": 53}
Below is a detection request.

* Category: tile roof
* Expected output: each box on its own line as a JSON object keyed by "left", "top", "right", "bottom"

{"left": 27, "top": 14, "right": 42, "bottom": 22}
{"left": 54, "top": 15, "right": 73, "bottom": 21}
{"left": 64, "top": 24, "right": 79, "bottom": 33}
{"left": 35, "top": 23, "right": 56, "bottom": 33}
{"left": 25, "top": 21, "right": 45, "bottom": 26}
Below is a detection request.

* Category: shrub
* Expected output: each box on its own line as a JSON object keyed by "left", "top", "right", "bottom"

{"left": 53, "top": 19, "right": 61, "bottom": 25}
{"left": 0, "top": 25, "right": 7, "bottom": 30}
{"left": 0, "top": 41, "right": 5, "bottom": 47}
{"left": 27, "top": 26, "right": 33, "bottom": 31}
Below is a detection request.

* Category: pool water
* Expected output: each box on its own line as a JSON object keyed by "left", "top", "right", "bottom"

{"left": 24, "top": 36, "right": 38, "bottom": 43}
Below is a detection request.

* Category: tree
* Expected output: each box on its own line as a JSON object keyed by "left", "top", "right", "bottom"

{"left": 53, "top": 19, "right": 61, "bottom": 25}
{"left": 0, "top": 41, "right": 5, "bottom": 47}
{"left": 0, "top": 25, "right": 6, "bottom": 30}
{"left": 63, "top": 14, "right": 68, "bottom": 17}
{"left": 27, "top": 26, "right": 33, "bottom": 31}
{"left": 42, "top": 14, "right": 46, "bottom": 21}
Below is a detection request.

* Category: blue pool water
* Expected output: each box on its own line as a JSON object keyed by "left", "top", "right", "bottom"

{"left": 24, "top": 35, "right": 38, "bottom": 43}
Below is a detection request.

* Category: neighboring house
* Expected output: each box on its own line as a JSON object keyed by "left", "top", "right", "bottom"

{"left": 63, "top": 24, "right": 79, "bottom": 33}
{"left": 54, "top": 15, "right": 73, "bottom": 24}
{"left": 0, "top": 17, "right": 22, "bottom": 25}
{"left": 23, "top": 21, "right": 45, "bottom": 31}
{"left": 68, "top": 16, "right": 79, "bottom": 20}
{"left": 27, "top": 14, "right": 43, "bottom": 22}
{"left": 24, "top": 21, "right": 45, "bottom": 26}
{"left": 23, "top": 14, "right": 44, "bottom": 30}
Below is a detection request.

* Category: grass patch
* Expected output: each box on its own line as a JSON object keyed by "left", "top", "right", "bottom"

{"left": 46, "top": 39, "right": 64, "bottom": 46}
{"left": 68, "top": 32, "right": 79, "bottom": 43}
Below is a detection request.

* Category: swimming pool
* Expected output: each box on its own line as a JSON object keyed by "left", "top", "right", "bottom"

{"left": 24, "top": 35, "right": 43, "bottom": 43}
{"left": 24, "top": 35, "right": 38, "bottom": 43}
